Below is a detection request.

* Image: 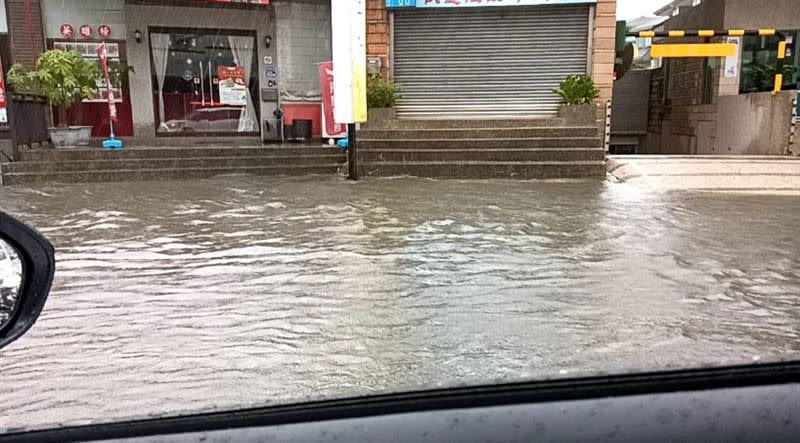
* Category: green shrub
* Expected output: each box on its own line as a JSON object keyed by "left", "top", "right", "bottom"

{"left": 553, "top": 75, "right": 600, "bottom": 105}
{"left": 367, "top": 74, "right": 401, "bottom": 108}
{"left": 741, "top": 61, "right": 798, "bottom": 93}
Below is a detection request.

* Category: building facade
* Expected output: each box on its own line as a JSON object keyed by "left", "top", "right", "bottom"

{"left": 6, "top": 0, "right": 618, "bottom": 146}
{"left": 367, "top": 0, "right": 617, "bottom": 119}
{"left": 6, "top": 0, "right": 333, "bottom": 144}
{"left": 642, "top": 0, "right": 800, "bottom": 155}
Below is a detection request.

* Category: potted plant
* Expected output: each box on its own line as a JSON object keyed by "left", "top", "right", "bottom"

{"left": 7, "top": 50, "right": 102, "bottom": 148}
{"left": 553, "top": 74, "right": 600, "bottom": 126}
{"left": 366, "top": 74, "right": 401, "bottom": 128}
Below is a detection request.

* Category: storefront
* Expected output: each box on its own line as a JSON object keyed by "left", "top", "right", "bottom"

{"left": 147, "top": 27, "right": 260, "bottom": 137}
{"left": 41, "top": 0, "right": 133, "bottom": 137}
{"left": 33, "top": 0, "right": 332, "bottom": 143}
{"left": 385, "top": 0, "right": 598, "bottom": 119}
{"left": 125, "top": 0, "right": 273, "bottom": 142}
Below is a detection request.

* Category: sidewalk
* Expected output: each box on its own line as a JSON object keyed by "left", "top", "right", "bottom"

{"left": 607, "top": 155, "right": 800, "bottom": 195}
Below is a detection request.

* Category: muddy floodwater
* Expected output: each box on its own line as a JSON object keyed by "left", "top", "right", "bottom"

{"left": 1, "top": 176, "right": 798, "bottom": 430}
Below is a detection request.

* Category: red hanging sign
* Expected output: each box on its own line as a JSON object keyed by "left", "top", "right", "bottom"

{"left": 0, "top": 55, "right": 7, "bottom": 124}
{"left": 97, "top": 44, "right": 117, "bottom": 123}
{"left": 98, "top": 25, "right": 112, "bottom": 39}
{"left": 60, "top": 24, "right": 74, "bottom": 38}
{"left": 79, "top": 25, "right": 93, "bottom": 38}
{"left": 319, "top": 62, "right": 347, "bottom": 139}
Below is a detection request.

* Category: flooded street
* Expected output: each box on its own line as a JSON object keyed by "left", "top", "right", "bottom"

{"left": 1, "top": 176, "right": 799, "bottom": 430}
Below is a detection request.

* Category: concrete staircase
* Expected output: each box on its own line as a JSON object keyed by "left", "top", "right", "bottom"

{"left": 1, "top": 146, "right": 346, "bottom": 185}
{"left": 357, "top": 119, "right": 605, "bottom": 179}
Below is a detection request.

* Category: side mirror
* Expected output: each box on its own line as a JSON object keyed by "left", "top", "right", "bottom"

{"left": 0, "top": 210, "right": 55, "bottom": 350}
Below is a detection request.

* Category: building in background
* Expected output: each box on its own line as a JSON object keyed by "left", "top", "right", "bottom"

{"left": 655, "top": 0, "right": 702, "bottom": 18}
{"left": 367, "top": 0, "right": 617, "bottom": 119}
{"left": 642, "top": 0, "right": 799, "bottom": 155}
{"left": 6, "top": 0, "right": 333, "bottom": 144}
{"left": 625, "top": 15, "right": 669, "bottom": 70}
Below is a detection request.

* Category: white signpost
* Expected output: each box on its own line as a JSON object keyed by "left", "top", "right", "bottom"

{"left": 331, "top": 0, "right": 367, "bottom": 125}
{"left": 332, "top": 0, "right": 367, "bottom": 179}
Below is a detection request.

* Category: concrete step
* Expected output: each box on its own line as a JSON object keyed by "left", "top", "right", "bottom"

{"left": 358, "top": 161, "right": 606, "bottom": 179}
{"left": 2, "top": 164, "right": 345, "bottom": 185}
{"left": 3, "top": 155, "right": 346, "bottom": 173}
{"left": 363, "top": 118, "right": 567, "bottom": 130}
{"left": 360, "top": 148, "right": 604, "bottom": 163}
{"left": 358, "top": 127, "right": 598, "bottom": 139}
{"left": 16, "top": 146, "right": 344, "bottom": 162}
{"left": 359, "top": 137, "right": 602, "bottom": 150}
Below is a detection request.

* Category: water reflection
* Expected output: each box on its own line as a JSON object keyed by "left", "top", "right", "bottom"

{"left": 0, "top": 176, "right": 798, "bottom": 430}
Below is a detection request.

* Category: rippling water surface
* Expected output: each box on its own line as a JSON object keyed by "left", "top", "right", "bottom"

{"left": 0, "top": 176, "right": 798, "bottom": 430}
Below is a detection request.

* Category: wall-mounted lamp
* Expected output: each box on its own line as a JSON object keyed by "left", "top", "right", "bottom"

{"left": 264, "top": 35, "right": 272, "bottom": 49}
{"left": 134, "top": 29, "right": 142, "bottom": 44}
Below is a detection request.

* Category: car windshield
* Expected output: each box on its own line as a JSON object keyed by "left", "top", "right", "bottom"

{"left": 1, "top": 0, "right": 799, "bottom": 433}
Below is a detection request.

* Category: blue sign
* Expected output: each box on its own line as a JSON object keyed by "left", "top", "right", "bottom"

{"left": 386, "top": 0, "right": 595, "bottom": 8}
{"left": 385, "top": 0, "right": 415, "bottom": 8}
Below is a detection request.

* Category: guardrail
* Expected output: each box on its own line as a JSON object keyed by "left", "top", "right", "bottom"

{"left": 629, "top": 29, "right": 790, "bottom": 95}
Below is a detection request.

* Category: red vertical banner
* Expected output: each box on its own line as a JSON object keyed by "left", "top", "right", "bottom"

{"left": 97, "top": 43, "right": 117, "bottom": 123}
{"left": 0, "top": 55, "right": 7, "bottom": 124}
{"left": 319, "top": 62, "right": 347, "bottom": 139}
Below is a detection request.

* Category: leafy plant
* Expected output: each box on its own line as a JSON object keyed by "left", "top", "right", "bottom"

{"left": 7, "top": 64, "right": 41, "bottom": 93}
{"left": 367, "top": 74, "right": 401, "bottom": 108}
{"left": 553, "top": 75, "right": 600, "bottom": 105}
{"left": 741, "top": 61, "right": 798, "bottom": 93}
{"left": 6, "top": 50, "right": 102, "bottom": 128}
{"left": 107, "top": 61, "right": 135, "bottom": 89}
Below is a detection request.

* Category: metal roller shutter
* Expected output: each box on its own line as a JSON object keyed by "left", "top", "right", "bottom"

{"left": 393, "top": 5, "right": 591, "bottom": 119}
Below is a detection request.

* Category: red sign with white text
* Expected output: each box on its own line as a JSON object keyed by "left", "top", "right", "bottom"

{"left": 97, "top": 44, "right": 118, "bottom": 122}
{"left": 0, "top": 55, "right": 7, "bottom": 124}
{"left": 319, "top": 62, "right": 347, "bottom": 139}
{"left": 98, "top": 25, "right": 112, "bottom": 38}
{"left": 60, "top": 24, "right": 74, "bottom": 38}
{"left": 79, "top": 25, "right": 93, "bottom": 38}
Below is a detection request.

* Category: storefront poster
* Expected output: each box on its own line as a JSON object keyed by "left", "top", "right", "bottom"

{"left": 387, "top": 0, "right": 596, "bottom": 7}
{"left": 319, "top": 62, "right": 347, "bottom": 139}
{"left": 217, "top": 66, "right": 248, "bottom": 106}
{"left": 0, "top": 55, "right": 7, "bottom": 124}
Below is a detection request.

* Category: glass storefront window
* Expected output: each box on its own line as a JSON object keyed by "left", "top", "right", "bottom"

{"left": 150, "top": 28, "right": 259, "bottom": 135}
{"left": 740, "top": 32, "right": 799, "bottom": 94}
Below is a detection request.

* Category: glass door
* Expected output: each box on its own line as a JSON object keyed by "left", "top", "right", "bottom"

{"left": 150, "top": 28, "right": 258, "bottom": 136}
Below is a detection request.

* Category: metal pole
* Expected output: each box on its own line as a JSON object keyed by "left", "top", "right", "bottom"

{"left": 199, "top": 61, "right": 206, "bottom": 106}
{"left": 347, "top": 123, "right": 358, "bottom": 180}
{"left": 209, "top": 62, "right": 215, "bottom": 107}
{"left": 605, "top": 100, "right": 612, "bottom": 154}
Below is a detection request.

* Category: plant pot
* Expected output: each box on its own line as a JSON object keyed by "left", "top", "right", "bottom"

{"left": 367, "top": 107, "right": 396, "bottom": 128}
{"left": 48, "top": 127, "right": 81, "bottom": 148}
{"left": 72, "top": 126, "right": 93, "bottom": 146}
{"left": 558, "top": 104, "right": 596, "bottom": 126}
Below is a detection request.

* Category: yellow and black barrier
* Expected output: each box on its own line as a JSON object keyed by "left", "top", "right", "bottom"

{"left": 629, "top": 29, "right": 789, "bottom": 95}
